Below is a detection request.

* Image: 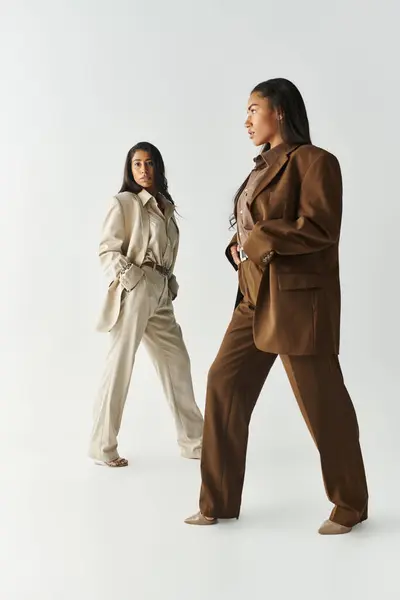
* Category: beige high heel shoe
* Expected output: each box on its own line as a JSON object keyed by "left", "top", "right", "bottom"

{"left": 184, "top": 511, "right": 218, "bottom": 525}
{"left": 318, "top": 519, "right": 352, "bottom": 535}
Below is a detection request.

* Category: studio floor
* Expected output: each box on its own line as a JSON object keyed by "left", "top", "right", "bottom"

{"left": 1, "top": 436, "right": 397, "bottom": 600}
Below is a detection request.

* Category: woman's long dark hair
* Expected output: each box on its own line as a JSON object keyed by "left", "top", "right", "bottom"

{"left": 119, "top": 141, "right": 174, "bottom": 205}
{"left": 231, "top": 78, "right": 311, "bottom": 227}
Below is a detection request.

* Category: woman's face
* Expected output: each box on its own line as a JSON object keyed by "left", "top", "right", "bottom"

{"left": 131, "top": 150, "right": 155, "bottom": 191}
{"left": 245, "top": 92, "right": 281, "bottom": 147}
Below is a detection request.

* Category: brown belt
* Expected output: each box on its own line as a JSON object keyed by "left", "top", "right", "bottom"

{"left": 142, "top": 261, "right": 171, "bottom": 278}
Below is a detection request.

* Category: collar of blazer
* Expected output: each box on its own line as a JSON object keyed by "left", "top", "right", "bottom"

{"left": 248, "top": 143, "right": 303, "bottom": 206}
{"left": 138, "top": 188, "right": 174, "bottom": 214}
{"left": 137, "top": 189, "right": 178, "bottom": 232}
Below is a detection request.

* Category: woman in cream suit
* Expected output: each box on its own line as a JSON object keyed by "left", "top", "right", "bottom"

{"left": 90, "top": 142, "right": 203, "bottom": 467}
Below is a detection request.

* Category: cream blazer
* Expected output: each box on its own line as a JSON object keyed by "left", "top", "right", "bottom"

{"left": 96, "top": 189, "right": 179, "bottom": 332}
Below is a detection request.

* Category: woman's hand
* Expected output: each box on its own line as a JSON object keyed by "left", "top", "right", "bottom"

{"left": 230, "top": 244, "right": 241, "bottom": 266}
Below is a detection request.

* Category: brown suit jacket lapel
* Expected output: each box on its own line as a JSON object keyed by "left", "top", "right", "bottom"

{"left": 249, "top": 144, "right": 302, "bottom": 206}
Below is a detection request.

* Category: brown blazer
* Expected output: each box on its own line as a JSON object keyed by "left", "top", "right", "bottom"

{"left": 226, "top": 144, "right": 343, "bottom": 355}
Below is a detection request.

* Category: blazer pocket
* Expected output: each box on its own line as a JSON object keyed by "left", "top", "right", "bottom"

{"left": 278, "top": 273, "right": 322, "bottom": 291}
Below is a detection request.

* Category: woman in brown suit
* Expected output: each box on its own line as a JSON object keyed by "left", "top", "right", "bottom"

{"left": 185, "top": 78, "right": 368, "bottom": 534}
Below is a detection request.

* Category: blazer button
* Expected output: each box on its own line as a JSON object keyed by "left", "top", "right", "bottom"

{"left": 262, "top": 251, "right": 275, "bottom": 264}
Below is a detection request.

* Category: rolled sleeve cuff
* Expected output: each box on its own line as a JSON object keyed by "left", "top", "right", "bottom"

{"left": 242, "top": 231, "right": 275, "bottom": 267}
{"left": 119, "top": 263, "right": 144, "bottom": 291}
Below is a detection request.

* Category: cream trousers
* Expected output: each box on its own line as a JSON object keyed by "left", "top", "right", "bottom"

{"left": 89, "top": 266, "right": 203, "bottom": 462}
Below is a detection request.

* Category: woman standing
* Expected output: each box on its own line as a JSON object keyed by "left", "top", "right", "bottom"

{"left": 90, "top": 142, "right": 203, "bottom": 467}
{"left": 185, "top": 79, "right": 368, "bottom": 534}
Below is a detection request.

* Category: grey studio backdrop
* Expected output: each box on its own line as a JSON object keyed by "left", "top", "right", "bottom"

{"left": 1, "top": 1, "right": 399, "bottom": 599}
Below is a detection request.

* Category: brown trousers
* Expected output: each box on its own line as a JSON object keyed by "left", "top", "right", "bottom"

{"left": 199, "top": 261, "right": 368, "bottom": 527}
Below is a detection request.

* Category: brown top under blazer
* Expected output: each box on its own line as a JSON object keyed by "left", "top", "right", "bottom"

{"left": 226, "top": 144, "right": 343, "bottom": 355}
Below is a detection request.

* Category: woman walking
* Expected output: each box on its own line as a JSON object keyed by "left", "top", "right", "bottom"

{"left": 90, "top": 142, "right": 203, "bottom": 466}
{"left": 185, "top": 79, "right": 368, "bottom": 534}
